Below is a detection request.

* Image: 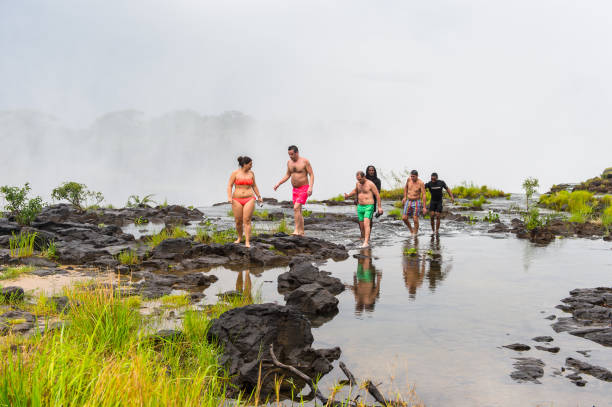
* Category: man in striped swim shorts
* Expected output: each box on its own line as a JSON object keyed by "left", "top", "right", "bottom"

{"left": 401, "top": 170, "right": 427, "bottom": 235}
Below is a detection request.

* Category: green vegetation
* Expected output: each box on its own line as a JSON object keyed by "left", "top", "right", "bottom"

{"left": 51, "top": 181, "right": 104, "bottom": 211}
{"left": 0, "top": 183, "right": 44, "bottom": 225}
{"left": 9, "top": 231, "right": 38, "bottom": 258}
{"left": 403, "top": 247, "right": 417, "bottom": 256}
{"left": 329, "top": 194, "right": 346, "bottom": 202}
{"left": 252, "top": 210, "right": 270, "bottom": 220}
{"left": 467, "top": 215, "right": 479, "bottom": 225}
{"left": 522, "top": 177, "right": 539, "bottom": 210}
{"left": 463, "top": 195, "right": 489, "bottom": 210}
{"left": 0, "top": 265, "right": 34, "bottom": 280}
{"left": 276, "top": 217, "right": 290, "bottom": 234}
{"left": 134, "top": 216, "right": 149, "bottom": 226}
{"left": 538, "top": 190, "right": 602, "bottom": 224}
{"left": 116, "top": 249, "right": 139, "bottom": 265}
{"left": 302, "top": 209, "right": 312, "bottom": 217}
{"left": 451, "top": 182, "right": 508, "bottom": 199}
{"left": 388, "top": 208, "right": 403, "bottom": 220}
{"left": 0, "top": 284, "right": 262, "bottom": 406}
{"left": 380, "top": 188, "right": 404, "bottom": 200}
{"left": 160, "top": 294, "right": 190, "bottom": 308}
{"left": 194, "top": 226, "right": 236, "bottom": 245}
{"left": 41, "top": 240, "right": 58, "bottom": 260}
{"left": 127, "top": 194, "right": 156, "bottom": 208}
{"left": 602, "top": 205, "right": 612, "bottom": 229}
{"left": 146, "top": 227, "right": 190, "bottom": 249}
{"left": 483, "top": 210, "right": 500, "bottom": 223}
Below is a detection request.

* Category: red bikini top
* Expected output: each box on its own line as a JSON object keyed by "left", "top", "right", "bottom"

{"left": 235, "top": 178, "right": 253, "bottom": 186}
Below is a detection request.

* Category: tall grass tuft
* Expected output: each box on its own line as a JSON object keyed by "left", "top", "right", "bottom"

{"left": 0, "top": 265, "right": 34, "bottom": 280}
{"left": 9, "top": 231, "right": 37, "bottom": 258}
{"left": 116, "top": 249, "right": 139, "bottom": 265}
{"left": 146, "top": 227, "right": 189, "bottom": 249}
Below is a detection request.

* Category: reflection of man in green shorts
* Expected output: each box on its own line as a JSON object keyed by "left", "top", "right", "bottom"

{"left": 344, "top": 171, "right": 383, "bottom": 248}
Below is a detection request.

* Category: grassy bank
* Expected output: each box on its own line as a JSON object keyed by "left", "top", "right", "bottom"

{"left": 380, "top": 182, "right": 507, "bottom": 201}
{"left": 538, "top": 190, "right": 612, "bottom": 227}
{"left": 0, "top": 284, "right": 254, "bottom": 406}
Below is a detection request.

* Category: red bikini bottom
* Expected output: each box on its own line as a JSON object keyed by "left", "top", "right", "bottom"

{"left": 233, "top": 197, "right": 255, "bottom": 206}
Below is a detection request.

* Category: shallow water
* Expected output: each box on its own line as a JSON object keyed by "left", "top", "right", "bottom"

{"left": 202, "top": 197, "right": 612, "bottom": 406}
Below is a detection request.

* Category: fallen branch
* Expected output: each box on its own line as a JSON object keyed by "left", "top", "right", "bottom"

{"left": 339, "top": 361, "right": 358, "bottom": 386}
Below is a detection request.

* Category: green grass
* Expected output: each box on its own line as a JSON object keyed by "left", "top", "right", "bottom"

{"left": 252, "top": 210, "right": 269, "bottom": 220}
{"left": 328, "top": 194, "right": 346, "bottom": 202}
{"left": 539, "top": 190, "right": 601, "bottom": 224}
{"left": 146, "top": 227, "right": 190, "bottom": 249}
{"left": 9, "top": 231, "right": 37, "bottom": 258}
{"left": 276, "top": 217, "right": 290, "bottom": 234}
{"left": 160, "top": 294, "right": 190, "bottom": 308}
{"left": 388, "top": 208, "right": 403, "bottom": 220}
{"left": 0, "top": 265, "right": 34, "bottom": 280}
{"left": 41, "top": 240, "right": 57, "bottom": 260}
{"left": 0, "top": 284, "right": 256, "bottom": 406}
{"left": 302, "top": 209, "right": 312, "bottom": 217}
{"left": 463, "top": 195, "right": 489, "bottom": 210}
{"left": 194, "top": 226, "right": 236, "bottom": 244}
{"left": 134, "top": 216, "right": 149, "bottom": 226}
{"left": 467, "top": 215, "right": 479, "bottom": 225}
{"left": 380, "top": 188, "right": 404, "bottom": 200}
{"left": 602, "top": 205, "right": 612, "bottom": 228}
{"left": 483, "top": 210, "right": 500, "bottom": 223}
{"left": 451, "top": 182, "right": 508, "bottom": 199}
{"left": 116, "top": 249, "right": 140, "bottom": 265}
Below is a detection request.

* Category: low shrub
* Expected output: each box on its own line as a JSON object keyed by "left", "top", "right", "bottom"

{"left": 451, "top": 182, "right": 508, "bottom": 199}
{"left": 116, "top": 249, "right": 139, "bottom": 265}
{"left": 126, "top": 194, "right": 156, "bottom": 208}
{"left": 51, "top": 182, "right": 104, "bottom": 211}
{"left": 0, "top": 183, "right": 44, "bottom": 225}
{"left": 329, "top": 194, "right": 346, "bottom": 202}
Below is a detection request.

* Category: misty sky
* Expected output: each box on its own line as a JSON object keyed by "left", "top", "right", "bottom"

{"left": 1, "top": 0, "right": 611, "bottom": 204}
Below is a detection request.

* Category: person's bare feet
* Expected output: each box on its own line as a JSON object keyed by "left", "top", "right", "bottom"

{"left": 245, "top": 242, "right": 251, "bottom": 248}
{"left": 361, "top": 242, "right": 370, "bottom": 248}
{"left": 234, "top": 238, "right": 241, "bottom": 244}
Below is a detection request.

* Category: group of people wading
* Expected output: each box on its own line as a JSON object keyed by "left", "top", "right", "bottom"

{"left": 227, "top": 145, "right": 455, "bottom": 248}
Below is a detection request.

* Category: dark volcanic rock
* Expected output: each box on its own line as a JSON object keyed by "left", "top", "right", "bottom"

{"left": 532, "top": 336, "right": 554, "bottom": 342}
{"left": 278, "top": 261, "right": 345, "bottom": 295}
{"left": 0, "top": 310, "right": 35, "bottom": 335}
{"left": 566, "top": 357, "right": 612, "bottom": 382}
{"left": 503, "top": 343, "right": 531, "bottom": 351}
{"left": 1, "top": 286, "right": 24, "bottom": 302}
{"left": 487, "top": 223, "right": 509, "bottom": 233}
{"left": 285, "top": 283, "right": 339, "bottom": 316}
{"left": 206, "top": 303, "right": 340, "bottom": 395}
{"left": 150, "top": 238, "right": 193, "bottom": 261}
{"left": 552, "top": 287, "right": 612, "bottom": 347}
{"left": 510, "top": 358, "right": 544, "bottom": 383}
{"left": 535, "top": 345, "right": 560, "bottom": 353}
{"left": 30, "top": 268, "right": 69, "bottom": 277}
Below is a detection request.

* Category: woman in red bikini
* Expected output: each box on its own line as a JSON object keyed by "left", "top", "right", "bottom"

{"left": 227, "top": 156, "right": 262, "bottom": 247}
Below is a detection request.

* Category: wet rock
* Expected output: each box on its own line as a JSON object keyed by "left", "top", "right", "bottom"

{"left": 278, "top": 261, "right": 345, "bottom": 295}
{"left": 285, "top": 283, "right": 339, "bottom": 316}
{"left": 544, "top": 314, "right": 556, "bottom": 320}
{"left": 16, "top": 257, "right": 58, "bottom": 268}
{"left": 510, "top": 358, "right": 544, "bottom": 383}
{"left": 565, "top": 357, "right": 612, "bottom": 382}
{"left": 487, "top": 223, "right": 509, "bottom": 233}
{"left": 571, "top": 328, "right": 612, "bottom": 347}
{"left": 182, "top": 272, "right": 218, "bottom": 287}
{"left": 30, "top": 268, "right": 69, "bottom": 277}
{"left": 535, "top": 345, "right": 560, "bottom": 353}
{"left": 503, "top": 343, "right": 531, "bottom": 351}
{"left": 0, "top": 219, "right": 20, "bottom": 236}
{"left": 576, "top": 350, "right": 591, "bottom": 357}
{"left": 248, "top": 246, "right": 287, "bottom": 266}
{"left": 207, "top": 303, "right": 340, "bottom": 395}
{"left": 150, "top": 238, "right": 193, "bottom": 261}
{"left": 532, "top": 336, "right": 554, "bottom": 342}
{"left": 1, "top": 286, "right": 24, "bottom": 302}
{"left": 180, "top": 255, "right": 229, "bottom": 269}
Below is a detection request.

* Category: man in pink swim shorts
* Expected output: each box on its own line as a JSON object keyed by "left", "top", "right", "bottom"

{"left": 274, "top": 145, "right": 314, "bottom": 236}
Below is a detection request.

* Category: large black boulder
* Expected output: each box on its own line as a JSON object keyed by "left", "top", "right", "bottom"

{"left": 150, "top": 238, "right": 193, "bottom": 261}
{"left": 284, "top": 283, "right": 339, "bottom": 316}
{"left": 278, "top": 261, "right": 345, "bottom": 295}
{"left": 207, "top": 303, "right": 341, "bottom": 395}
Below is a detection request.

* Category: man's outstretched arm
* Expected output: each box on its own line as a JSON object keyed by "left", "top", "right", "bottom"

{"left": 274, "top": 165, "right": 291, "bottom": 191}
{"left": 306, "top": 160, "right": 314, "bottom": 196}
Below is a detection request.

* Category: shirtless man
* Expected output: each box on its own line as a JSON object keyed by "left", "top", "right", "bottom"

{"left": 344, "top": 171, "right": 383, "bottom": 247}
{"left": 401, "top": 170, "right": 427, "bottom": 235}
{"left": 273, "top": 145, "right": 314, "bottom": 236}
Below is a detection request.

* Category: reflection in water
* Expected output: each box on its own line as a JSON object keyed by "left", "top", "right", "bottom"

{"left": 402, "top": 235, "right": 451, "bottom": 299}
{"left": 351, "top": 248, "right": 381, "bottom": 315}
{"left": 235, "top": 269, "right": 252, "bottom": 300}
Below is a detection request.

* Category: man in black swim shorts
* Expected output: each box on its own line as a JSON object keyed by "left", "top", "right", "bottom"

{"left": 425, "top": 172, "right": 454, "bottom": 234}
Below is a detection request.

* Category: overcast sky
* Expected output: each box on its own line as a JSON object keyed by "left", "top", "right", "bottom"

{"left": 1, "top": 0, "right": 611, "bottom": 202}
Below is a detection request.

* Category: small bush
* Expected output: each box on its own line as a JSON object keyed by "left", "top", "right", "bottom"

{"left": 601, "top": 205, "right": 612, "bottom": 228}
{"left": 146, "top": 227, "right": 189, "bottom": 249}
{"left": 302, "top": 209, "right": 312, "bottom": 217}
{"left": 194, "top": 226, "right": 236, "bottom": 244}
{"left": 464, "top": 195, "right": 488, "bottom": 210}
{"left": 387, "top": 208, "right": 402, "bottom": 220}
{"left": 252, "top": 210, "right": 269, "bottom": 220}
{"left": 126, "top": 194, "right": 156, "bottom": 208}
{"left": 380, "top": 188, "right": 404, "bottom": 200}
{"left": 51, "top": 182, "right": 104, "bottom": 211}
{"left": 329, "top": 194, "right": 346, "bottom": 202}
{"left": 134, "top": 216, "right": 149, "bottom": 226}
{"left": 483, "top": 210, "right": 500, "bottom": 223}
{"left": 0, "top": 183, "right": 44, "bottom": 225}
{"left": 9, "top": 231, "right": 38, "bottom": 258}
{"left": 116, "top": 249, "right": 139, "bottom": 265}
{"left": 41, "top": 240, "right": 58, "bottom": 260}
{"left": 451, "top": 182, "right": 508, "bottom": 199}
{"left": 276, "top": 217, "right": 290, "bottom": 234}
{"left": 522, "top": 177, "right": 539, "bottom": 209}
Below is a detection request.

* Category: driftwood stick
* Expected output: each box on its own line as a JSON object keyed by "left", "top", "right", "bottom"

{"left": 339, "top": 362, "right": 358, "bottom": 386}
{"left": 365, "top": 380, "right": 390, "bottom": 405}
{"left": 268, "top": 344, "right": 345, "bottom": 407}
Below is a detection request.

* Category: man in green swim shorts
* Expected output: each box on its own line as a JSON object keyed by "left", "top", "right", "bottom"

{"left": 344, "top": 171, "right": 383, "bottom": 248}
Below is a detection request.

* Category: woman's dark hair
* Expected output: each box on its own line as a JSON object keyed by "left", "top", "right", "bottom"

{"left": 237, "top": 156, "right": 252, "bottom": 167}
{"left": 365, "top": 165, "right": 378, "bottom": 179}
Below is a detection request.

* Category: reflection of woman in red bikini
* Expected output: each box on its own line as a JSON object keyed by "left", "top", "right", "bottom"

{"left": 227, "top": 156, "right": 262, "bottom": 247}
